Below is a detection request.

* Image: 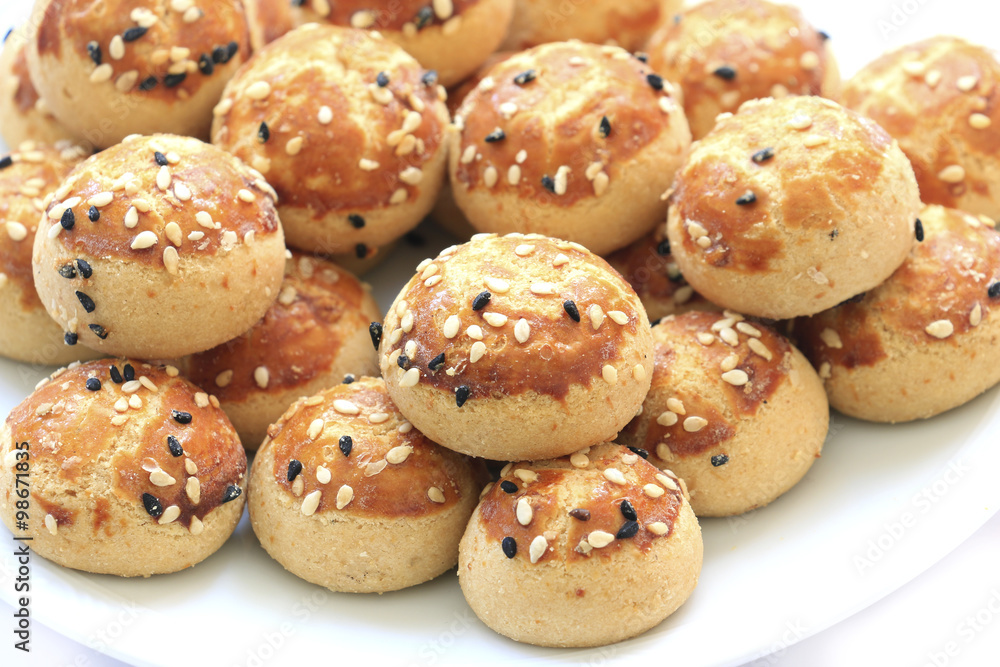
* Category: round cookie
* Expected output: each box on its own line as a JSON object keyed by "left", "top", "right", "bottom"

{"left": 666, "top": 95, "right": 922, "bottom": 320}
{"left": 290, "top": 0, "right": 515, "bottom": 88}
{"left": 249, "top": 376, "right": 483, "bottom": 593}
{"left": 25, "top": 0, "right": 251, "bottom": 148}
{"left": 842, "top": 36, "right": 1000, "bottom": 220}
{"left": 0, "top": 359, "right": 247, "bottom": 576}
{"left": 212, "top": 25, "right": 450, "bottom": 261}
{"left": 243, "top": 0, "right": 295, "bottom": 52}
{"left": 0, "top": 27, "right": 81, "bottom": 149}
{"left": 449, "top": 41, "right": 691, "bottom": 256}
{"left": 32, "top": 134, "right": 286, "bottom": 359}
{"left": 180, "top": 252, "right": 382, "bottom": 450}
{"left": 647, "top": 0, "right": 840, "bottom": 140}
{"left": 0, "top": 141, "right": 103, "bottom": 366}
{"left": 617, "top": 311, "right": 828, "bottom": 517}
{"left": 458, "top": 443, "right": 702, "bottom": 648}
{"left": 793, "top": 205, "right": 1000, "bottom": 423}
{"left": 500, "top": 0, "right": 680, "bottom": 53}
{"left": 378, "top": 233, "right": 654, "bottom": 461}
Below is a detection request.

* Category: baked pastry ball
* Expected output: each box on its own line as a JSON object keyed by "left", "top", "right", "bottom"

{"left": 500, "top": 0, "right": 679, "bottom": 53}
{"left": 32, "top": 134, "right": 285, "bottom": 359}
{"left": 249, "top": 376, "right": 482, "bottom": 593}
{"left": 180, "top": 252, "right": 382, "bottom": 450}
{"left": 378, "top": 233, "right": 654, "bottom": 461}
{"left": 0, "top": 28, "right": 80, "bottom": 148}
{"left": 666, "top": 96, "right": 921, "bottom": 320}
{"left": 459, "top": 443, "right": 702, "bottom": 647}
{"left": 794, "top": 205, "right": 1000, "bottom": 423}
{"left": 25, "top": 0, "right": 251, "bottom": 148}
{"left": 647, "top": 0, "right": 840, "bottom": 140}
{"left": 842, "top": 36, "right": 1000, "bottom": 220}
{"left": 212, "top": 25, "right": 450, "bottom": 261}
{"left": 606, "top": 228, "right": 719, "bottom": 323}
{"left": 449, "top": 41, "right": 691, "bottom": 256}
{"left": 0, "top": 141, "right": 102, "bottom": 366}
{"left": 0, "top": 359, "right": 247, "bottom": 576}
{"left": 617, "top": 311, "right": 828, "bottom": 517}
{"left": 243, "top": 0, "right": 295, "bottom": 52}
{"left": 290, "top": 0, "right": 514, "bottom": 87}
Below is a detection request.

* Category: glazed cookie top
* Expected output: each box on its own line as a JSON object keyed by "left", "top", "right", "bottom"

{"left": 796, "top": 206, "right": 1000, "bottom": 373}
{"left": 185, "top": 251, "right": 379, "bottom": 402}
{"left": 33, "top": 0, "right": 250, "bottom": 100}
{"left": 841, "top": 36, "right": 1000, "bottom": 208}
{"left": 37, "top": 134, "right": 280, "bottom": 271}
{"left": 263, "top": 377, "right": 474, "bottom": 518}
{"left": 6, "top": 36, "right": 44, "bottom": 116}
{"left": 293, "top": 0, "right": 481, "bottom": 32}
{"left": 452, "top": 41, "right": 684, "bottom": 206}
{"left": 0, "top": 142, "right": 87, "bottom": 306}
{"left": 379, "top": 233, "right": 650, "bottom": 404}
{"left": 4, "top": 359, "right": 246, "bottom": 534}
{"left": 476, "top": 444, "right": 686, "bottom": 564}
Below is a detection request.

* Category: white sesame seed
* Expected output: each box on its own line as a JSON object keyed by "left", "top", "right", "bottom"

{"left": 5, "top": 222, "right": 27, "bottom": 242}
{"left": 333, "top": 399, "right": 360, "bottom": 415}
{"left": 195, "top": 211, "right": 214, "bottom": 229}
{"left": 687, "top": 221, "right": 708, "bottom": 239}
{"left": 194, "top": 392, "right": 209, "bottom": 408}
{"left": 123, "top": 206, "right": 139, "bottom": 229}
{"left": 301, "top": 490, "right": 322, "bottom": 516}
{"left": 482, "top": 312, "right": 507, "bottom": 327}
{"left": 719, "top": 327, "right": 739, "bottom": 346}
{"left": 237, "top": 189, "right": 256, "bottom": 203}
{"left": 399, "top": 367, "right": 421, "bottom": 387}
{"left": 130, "top": 231, "right": 158, "bottom": 250}
{"left": 186, "top": 477, "right": 200, "bottom": 504}
{"left": 554, "top": 165, "right": 570, "bottom": 195}
{"left": 460, "top": 145, "right": 477, "bottom": 164}
{"left": 799, "top": 51, "right": 820, "bottom": 70}
{"left": 643, "top": 483, "right": 665, "bottom": 498}
{"left": 516, "top": 497, "right": 533, "bottom": 525}
{"left": 902, "top": 61, "right": 926, "bottom": 77}
{"left": 593, "top": 172, "right": 610, "bottom": 196}
{"left": 369, "top": 84, "right": 393, "bottom": 105}
{"left": 587, "top": 531, "right": 614, "bottom": 548}
{"left": 386, "top": 445, "right": 414, "bottom": 465}
{"left": 803, "top": 134, "right": 829, "bottom": 148}
{"left": 401, "top": 310, "right": 414, "bottom": 333}
{"left": 938, "top": 164, "right": 966, "bottom": 183}
{"left": 158, "top": 505, "right": 181, "bottom": 525}
{"left": 570, "top": 452, "right": 590, "bottom": 468}
{"left": 359, "top": 158, "right": 380, "bottom": 171}
{"left": 656, "top": 473, "right": 679, "bottom": 491}
{"left": 507, "top": 164, "right": 522, "bottom": 186}
{"left": 970, "top": 113, "right": 992, "bottom": 130}
{"left": 515, "top": 150, "right": 527, "bottom": 164}
{"left": 957, "top": 75, "right": 978, "bottom": 92}
{"left": 427, "top": 486, "right": 446, "bottom": 503}
{"left": 469, "top": 341, "right": 487, "bottom": 363}
{"left": 156, "top": 166, "right": 171, "bottom": 191}
{"left": 513, "top": 469, "right": 538, "bottom": 484}
{"left": 633, "top": 363, "right": 646, "bottom": 381}
{"left": 400, "top": 166, "right": 423, "bottom": 185}
{"left": 483, "top": 166, "right": 498, "bottom": 188}
{"left": 970, "top": 303, "right": 983, "bottom": 327}
{"left": 443, "top": 315, "right": 461, "bottom": 338}
{"left": 246, "top": 81, "right": 272, "bottom": 100}
{"left": 722, "top": 369, "right": 749, "bottom": 386}
{"left": 185, "top": 458, "right": 198, "bottom": 475}
{"left": 110, "top": 414, "right": 129, "bottom": 426}
{"left": 173, "top": 182, "right": 192, "bottom": 201}
{"left": 720, "top": 354, "right": 740, "bottom": 373}
{"left": 514, "top": 244, "right": 534, "bottom": 257}
{"left": 602, "top": 364, "right": 618, "bottom": 385}
{"left": 150, "top": 469, "right": 176, "bottom": 487}
{"left": 307, "top": 418, "right": 324, "bottom": 440}
{"left": 607, "top": 311, "right": 629, "bottom": 326}
{"left": 316, "top": 466, "right": 331, "bottom": 484}
{"left": 657, "top": 411, "right": 678, "bottom": 427}
{"left": 291, "top": 476, "right": 304, "bottom": 496}
{"left": 88, "top": 191, "right": 114, "bottom": 208}
{"left": 603, "top": 468, "right": 626, "bottom": 485}
{"left": 514, "top": 318, "right": 531, "bottom": 343}
{"left": 683, "top": 416, "right": 708, "bottom": 432}
{"left": 215, "top": 370, "right": 233, "bottom": 387}
{"left": 552, "top": 253, "right": 569, "bottom": 267}
{"left": 499, "top": 101, "right": 518, "bottom": 119}
{"left": 647, "top": 522, "right": 669, "bottom": 536}
{"left": 162, "top": 246, "right": 180, "bottom": 275}
{"left": 485, "top": 277, "right": 509, "bottom": 293}
{"left": 182, "top": 6, "right": 201, "bottom": 22}
{"left": 820, "top": 327, "right": 843, "bottom": 349}
{"left": 466, "top": 325, "right": 484, "bottom": 340}
{"left": 589, "top": 304, "right": 605, "bottom": 330}
{"left": 336, "top": 485, "right": 354, "bottom": 509}
{"left": 925, "top": 319, "right": 954, "bottom": 339}
{"left": 90, "top": 63, "right": 113, "bottom": 83}
{"left": 748, "top": 337, "right": 773, "bottom": 361}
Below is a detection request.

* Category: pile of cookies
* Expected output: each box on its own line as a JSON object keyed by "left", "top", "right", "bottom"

{"left": 1, "top": 0, "right": 999, "bottom": 653}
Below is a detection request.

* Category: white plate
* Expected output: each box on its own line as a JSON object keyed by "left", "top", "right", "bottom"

{"left": 1, "top": 2, "right": 999, "bottom": 665}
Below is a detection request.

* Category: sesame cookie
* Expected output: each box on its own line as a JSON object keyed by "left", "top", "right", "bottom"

{"left": 290, "top": 0, "right": 515, "bottom": 87}
{"left": 212, "top": 25, "right": 450, "bottom": 262}
{"left": 458, "top": 443, "right": 702, "bottom": 648}
{"left": 249, "top": 376, "right": 483, "bottom": 593}
{"left": 448, "top": 41, "right": 691, "bottom": 256}
{"left": 0, "top": 360, "right": 247, "bottom": 576}
{"left": 842, "top": 36, "right": 1000, "bottom": 220}
{"left": 31, "top": 134, "right": 286, "bottom": 359}
{"left": 794, "top": 205, "right": 1000, "bottom": 423}
{"left": 617, "top": 311, "right": 828, "bottom": 517}
{"left": 647, "top": 0, "right": 840, "bottom": 140}
{"left": 180, "top": 252, "right": 382, "bottom": 451}
{"left": 25, "top": 0, "right": 251, "bottom": 148}
{"left": 666, "top": 95, "right": 921, "bottom": 320}
{"left": 377, "top": 233, "right": 654, "bottom": 461}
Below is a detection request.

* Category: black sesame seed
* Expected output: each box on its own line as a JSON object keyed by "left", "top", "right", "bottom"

{"left": 58, "top": 264, "right": 77, "bottom": 279}
{"left": 616, "top": 520, "right": 640, "bottom": 540}
{"left": 76, "top": 291, "right": 95, "bottom": 313}
{"left": 598, "top": 115, "right": 611, "bottom": 139}
{"left": 711, "top": 454, "right": 730, "bottom": 467}
{"left": 339, "top": 435, "right": 353, "bottom": 457}
{"left": 513, "top": 69, "right": 537, "bottom": 86}
{"left": 650, "top": 317, "right": 663, "bottom": 327}
{"left": 915, "top": 218, "right": 924, "bottom": 242}
{"left": 415, "top": 6, "right": 434, "bottom": 29}
{"left": 138, "top": 76, "right": 158, "bottom": 91}
{"left": 348, "top": 214, "right": 365, "bottom": 229}
{"left": 0, "top": 156, "right": 11, "bottom": 170}
{"left": 225, "top": 41, "right": 239, "bottom": 62}
{"left": 563, "top": 300, "right": 581, "bottom": 322}
{"left": 667, "top": 265, "right": 685, "bottom": 283}
{"left": 501, "top": 536, "right": 517, "bottom": 558}
{"left": 569, "top": 508, "right": 590, "bottom": 521}
{"left": 60, "top": 208, "right": 75, "bottom": 231}
{"left": 713, "top": 65, "right": 737, "bottom": 81}
{"left": 500, "top": 480, "right": 518, "bottom": 494}
{"left": 421, "top": 70, "right": 438, "bottom": 87}
{"left": 376, "top": 71, "right": 390, "bottom": 87}
{"left": 290, "top": 0, "right": 305, "bottom": 5}
{"left": 198, "top": 54, "right": 214, "bottom": 76}
{"left": 818, "top": 30, "right": 831, "bottom": 41}
{"left": 258, "top": 121, "right": 270, "bottom": 143}
{"left": 619, "top": 499, "right": 637, "bottom": 521}
{"left": 142, "top": 493, "right": 163, "bottom": 517}
{"left": 472, "top": 290, "right": 491, "bottom": 310}
{"left": 355, "top": 243, "right": 367, "bottom": 259}
{"left": 2, "top": 28, "right": 10, "bottom": 43}
{"left": 287, "top": 459, "right": 303, "bottom": 482}
{"left": 88, "top": 205, "right": 100, "bottom": 222}
{"left": 171, "top": 409, "right": 193, "bottom": 424}
{"left": 627, "top": 446, "right": 649, "bottom": 460}
{"left": 455, "top": 385, "right": 471, "bottom": 408}
{"left": 369, "top": 321, "right": 382, "bottom": 350}
{"left": 212, "top": 45, "right": 227, "bottom": 64}
{"left": 485, "top": 129, "right": 506, "bottom": 143}
{"left": 64, "top": 332, "right": 78, "bottom": 346}
{"left": 736, "top": 191, "right": 757, "bottom": 206}
{"left": 634, "top": 52, "right": 649, "bottom": 63}
{"left": 122, "top": 26, "right": 148, "bottom": 42}
{"left": 657, "top": 239, "right": 671, "bottom": 255}
{"left": 397, "top": 354, "right": 411, "bottom": 370}
{"left": 428, "top": 352, "right": 446, "bottom": 372}
{"left": 109, "top": 366, "right": 123, "bottom": 384}
{"left": 752, "top": 147, "right": 775, "bottom": 164}
{"left": 829, "top": 229, "right": 839, "bottom": 240}
{"left": 646, "top": 73, "right": 664, "bottom": 90}
{"left": 342, "top": 373, "right": 356, "bottom": 384}
{"left": 164, "top": 72, "right": 187, "bottom": 88}
{"left": 989, "top": 282, "right": 1000, "bottom": 299}
{"left": 541, "top": 175, "right": 556, "bottom": 193}
{"left": 167, "top": 435, "right": 183, "bottom": 457}
{"left": 222, "top": 485, "right": 242, "bottom": 503}
{"left": 123, "top": 363, "right": 135, "bottom": 382}
{"left": 87, "top": 41, "right": 102, "bottom": 65}
{"left": 85, "top": 377, "right": 102, "bottom": 392}
{"left": 154, "top": 151, "right": 168, "bottom": 166}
